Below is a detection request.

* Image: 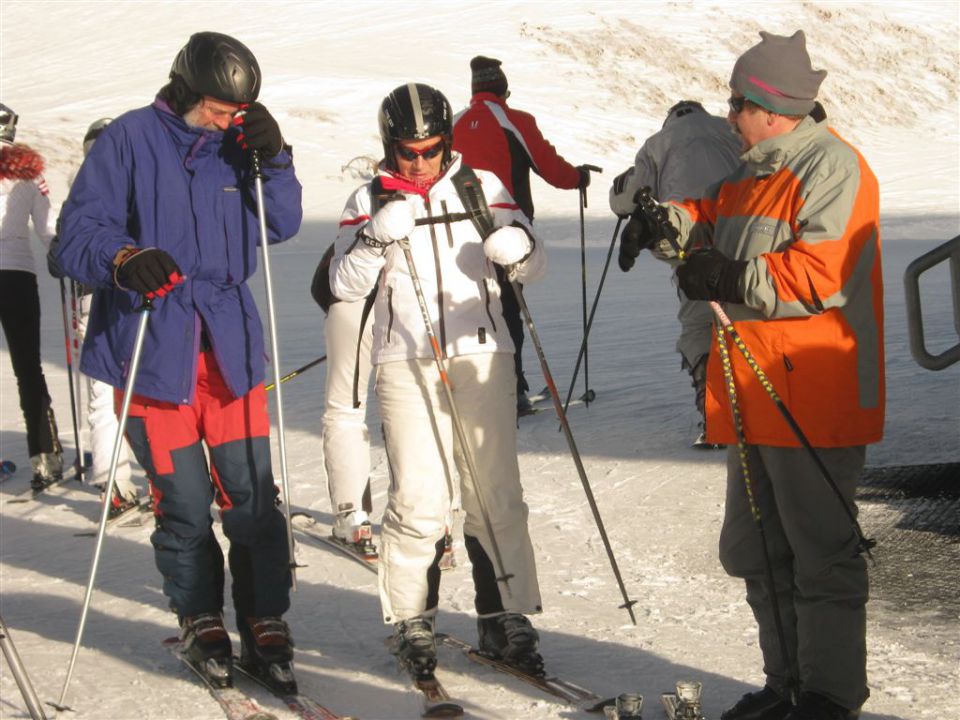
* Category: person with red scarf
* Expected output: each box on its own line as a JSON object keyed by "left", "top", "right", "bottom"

{"left": 330, "top": 83, "right": 546, "bottom": 681}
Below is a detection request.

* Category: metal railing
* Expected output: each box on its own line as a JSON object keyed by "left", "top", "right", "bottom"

{"left": 903, "top": 235, "right": 960, "bottom": 370}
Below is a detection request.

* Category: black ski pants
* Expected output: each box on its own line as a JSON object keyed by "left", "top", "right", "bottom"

{"left": 0, "top": 270, "right": 58, "bottom": 457}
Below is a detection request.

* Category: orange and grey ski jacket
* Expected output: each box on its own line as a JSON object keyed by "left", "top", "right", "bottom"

{"left": 664, "top": 116, "right": 884, "bottom": 448}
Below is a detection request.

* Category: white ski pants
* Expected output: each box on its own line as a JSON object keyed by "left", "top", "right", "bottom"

{"left": 376, "top": 352, "right": 542, "bottom": 624}
{"left": 78, "top": 293, "right": 136, "bottom": 499}
{"left": 322, "top": 299, "right": 374, "bottom": 517}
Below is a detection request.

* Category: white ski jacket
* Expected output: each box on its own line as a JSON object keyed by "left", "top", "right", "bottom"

{"left": 0, "top": 143, "right": 54, "bottom": 274}
{"left": 330, "top": 155, "right": 546, "bottom": 366}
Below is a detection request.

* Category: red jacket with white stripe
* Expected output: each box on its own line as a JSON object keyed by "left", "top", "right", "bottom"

{"left": 453, "top": 93, "right": 580, "bottom": 220}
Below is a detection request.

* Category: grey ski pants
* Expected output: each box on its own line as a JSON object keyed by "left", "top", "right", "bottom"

{"left": 719, "top": 444, "right": 869, "bottom": 711}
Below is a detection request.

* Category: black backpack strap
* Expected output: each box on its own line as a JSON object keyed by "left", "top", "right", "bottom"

{"left": 352, "top": 275, "right": 379, "bottom": 409}
{"left": 451, "top": 165, "right": 496, "bottom": 240}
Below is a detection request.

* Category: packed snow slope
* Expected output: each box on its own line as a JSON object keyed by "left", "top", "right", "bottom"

{"left": 1, "top": 2, "right": 958, "bottom": 720}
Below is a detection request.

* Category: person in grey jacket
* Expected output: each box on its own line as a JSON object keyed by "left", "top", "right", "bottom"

{"left": 610, "top": 100, "right": 741, "bottom": 446}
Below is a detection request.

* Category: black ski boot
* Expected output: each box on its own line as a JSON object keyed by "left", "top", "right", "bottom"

{"left": 391, "top": 616, "right": 437, "bottom": 679}
{"left": 477, "top": 612, "right": 545, "bottom": 677}
{"left": 239, "top": 616, "right": 297, "bottom": 694}
{"left": 720, "top": 686, "right": 792, "bottom": 720}
{"left": 783, "top": 692, "right": 859, "bottom": 720}
{"left": 180, "top": 612, "right": 233, "bottom": 688}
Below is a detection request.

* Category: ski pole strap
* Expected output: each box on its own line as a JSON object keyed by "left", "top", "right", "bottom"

{"left": 451, "top": 166, "right": 495, "bottom": 240}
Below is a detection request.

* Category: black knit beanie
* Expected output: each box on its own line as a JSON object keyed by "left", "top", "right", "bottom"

{"left": 471, "top": 56, "right": 508, "bottom": 97}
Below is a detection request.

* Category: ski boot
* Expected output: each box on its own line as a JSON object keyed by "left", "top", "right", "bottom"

{"left": 239, "top": 616, "right": 297, "bottom": 694}
{"left": 720, "top": 686, "right": 791, "bottom": 720}
{"left": 333, "top": 510, "right": 378, "bottom": 560}
{"left": 783, "top": 692, "right": 860, "bottom": 720}
{"left": 30, "top": 452, "right": 63, "bottom": 493}
{"left": 516, "top": 391, "right": 535, "bottom": 417}
{"left": 391, "top": 616, "right": 437, "bottom": 679}
{"left": 107, "top": 491, "right": 141, "bottom": 521}
{"left": 180, "top": 612, "right": 233, "bottom": 688}
{"left": 477, "top": 612, "right": 545, "bottom": 677}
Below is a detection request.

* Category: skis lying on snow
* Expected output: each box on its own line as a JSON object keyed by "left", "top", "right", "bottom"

{"left": 291, "top": 512, "right": 378, "bottom": 571}
{"left": 232, "top": 658, "right": 356, "bottom": 720}
{"left": 291, "top": 511, "right": 456, "bottom": 572}
{"left": 437, "top": 633, "right": 598, "bottom": 706}
{"left": 73, "top": 497, "right": 154, "bottom": 536}
{"left": 163, "top": 638, "right": 277, "bottom": 720}
{"left": 520, "top": 386, "right": 590, "bottom": 417}
{"left": 6, "top": 471, "right": 80, "bottom": 504}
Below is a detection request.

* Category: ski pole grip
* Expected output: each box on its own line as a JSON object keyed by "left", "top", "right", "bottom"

{"left": 583, "top": 164, "right": 602, "bottom": 173}
{"left": 250, "top": 148, "right": 264, "bottom": 179}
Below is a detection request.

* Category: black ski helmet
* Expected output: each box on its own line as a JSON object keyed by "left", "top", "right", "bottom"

{"left": 378, "top": 83, "right": 452, "bottom": 171}
{"left": 0, "top": 103, "right": 18, "bottom": 143}
{"left": 170, "top": 31, "right": 261, "bottom": 104}
{"left": 83, "top": 118, "right": 112, "bottom": 156}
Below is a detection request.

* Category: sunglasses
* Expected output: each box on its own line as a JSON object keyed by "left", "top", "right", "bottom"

{"left": 395, "top": 140, "right": 445, "bottom": 161}
{"left": 727, "top": 95, "right": 747, "bottom": 114}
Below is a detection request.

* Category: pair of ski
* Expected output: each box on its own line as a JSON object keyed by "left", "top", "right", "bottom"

{"left": 164, "top": 637, "right": 353, "bottom": 720}
{"left": 73, "top": 497, "right": 154, "bottom": 536}
{"left": 520, "top": 385, "right": 592, "bottom": 417}
{"left": 396, "top": 634, "right": 599, "bottom": 718}
{"left": 5, "top": 470, "right": 81, "bottom": 504}
{"left": 290, "top": 512, "right": 456, "bottom": 572}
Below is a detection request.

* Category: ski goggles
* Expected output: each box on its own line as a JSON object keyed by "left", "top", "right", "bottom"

{"left": 394, "top": 140, "right": 445, "bottom": 161}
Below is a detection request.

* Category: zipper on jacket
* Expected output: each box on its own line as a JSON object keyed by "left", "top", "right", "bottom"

{"left": 386, "top": 286, "right": 395, "bottom": 344}
{"left": 425, "top": 198, "right": 447, "bottom": 352}
{"left": 783, "top": 353, "right": 794, "bottom": 372}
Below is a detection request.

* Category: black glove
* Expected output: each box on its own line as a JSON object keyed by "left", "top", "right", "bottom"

{"left": 577, "top": 165, "right": 591, "bottom": 190}
{"left": 238, "top": 102, "right": 283, "bottom": 157}
{"left": 676, "top": 248, "right": 747, "bottom": 303}
{"left": 617, "top": 212, "right": 661, "bottom": 272}
{"left": 115, "top": 247, "right": 183, "bottom": 298}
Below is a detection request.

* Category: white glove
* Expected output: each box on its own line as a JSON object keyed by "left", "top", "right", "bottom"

{"left": 483, "top": 226, "right": 533, "bottom": 266}
{"left": 369, "top": 199, "right": 416, "bottom": 243}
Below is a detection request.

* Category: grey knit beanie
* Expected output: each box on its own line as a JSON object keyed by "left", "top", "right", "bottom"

{"left": 730, "top": 30, "right": 827, "bottom": 115}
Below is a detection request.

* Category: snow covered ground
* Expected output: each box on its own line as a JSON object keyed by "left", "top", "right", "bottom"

{"left": 2, "top": 2, "right": 958, "bottom": 719}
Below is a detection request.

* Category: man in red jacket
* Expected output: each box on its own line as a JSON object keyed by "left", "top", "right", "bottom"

{"left": 453, "top": 56, "right": 588, "bottom": 413}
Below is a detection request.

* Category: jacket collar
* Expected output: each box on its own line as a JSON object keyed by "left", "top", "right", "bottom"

{"left": 471, "top": 92, "right": 506, "bottom": 107}
{"left": 152, "top": 97, "right": 230, "bottom": 164}
{"left": 742, "top": 116, "right": 821, "bottom": 175}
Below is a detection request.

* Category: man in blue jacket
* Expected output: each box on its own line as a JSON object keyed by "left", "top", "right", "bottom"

{"left": 57, "top": 32, "right": 303, "bottom": 691}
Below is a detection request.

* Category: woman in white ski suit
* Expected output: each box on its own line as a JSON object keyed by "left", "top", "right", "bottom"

{"left": 330, "top": 152, "right": 545, "bottom": 626}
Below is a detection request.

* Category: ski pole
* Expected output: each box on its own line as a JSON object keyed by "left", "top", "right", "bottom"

{"left": 508, "top": 276, "right": 637, "bottom": 624}
{"left": 58, "top": 279, "right": 84, "bottom": 481}
{"left": 561, "top": 218, "right": 622, "bottom": 418}
{"left": 70, "top": 281, "right": 86, "bottom": 471}
{"left": 265, "top": 355, "right": 327, "bottom": 392}
{"left": 1, "top": 614, "right": 48, "bottom": 720}
{"left": 54, "top": 298, "right": 152, "bottom": 713}
{"left": 577, "top": 164, "right": 603, "bottom": 406}
{"left": 633, "top": 187, "right": 876, "bottom": 559}
{"left": 397, "top": 236, "right": 514, "bottom": 595}
{"left": 251, "top": 149, "right": 297, "bottom": 590}
{"left": 713, "top": 316, "right": 799, "bottom": 704}
{"left": 708, "top": 301, "right": 876, "bottom": 560}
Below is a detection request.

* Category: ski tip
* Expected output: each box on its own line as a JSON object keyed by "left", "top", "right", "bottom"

{"left": 422, "top": 702, "right": 464, "bottom": 718}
